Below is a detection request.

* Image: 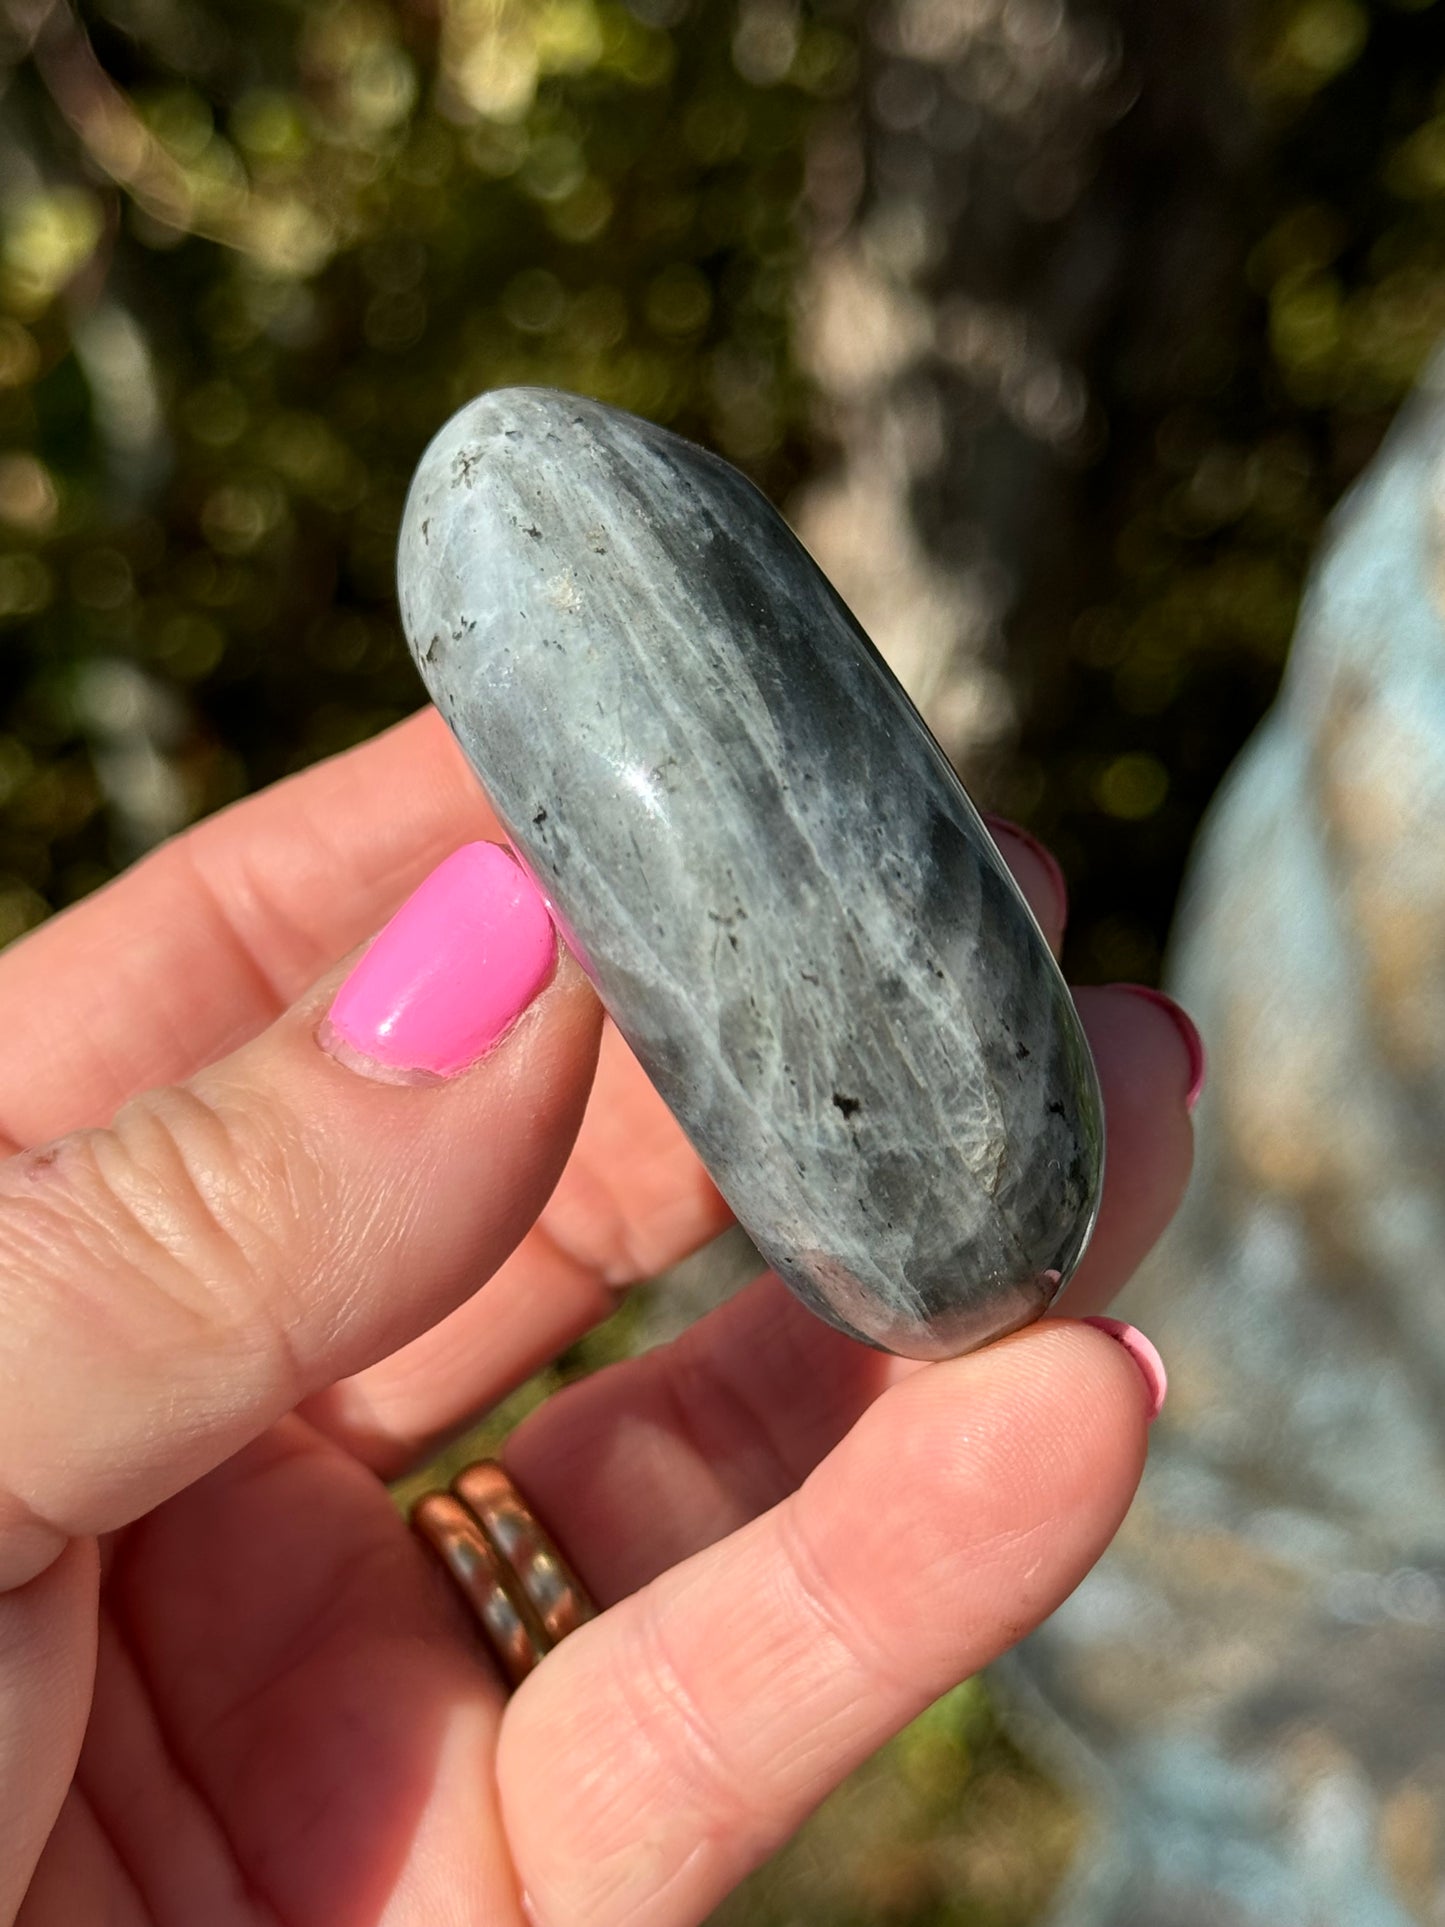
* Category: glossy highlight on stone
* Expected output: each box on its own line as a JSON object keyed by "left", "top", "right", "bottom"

{"left": 397, "top": 388, "right": 1104, "bottom": 1358}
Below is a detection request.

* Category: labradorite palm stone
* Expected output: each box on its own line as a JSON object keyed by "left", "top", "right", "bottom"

{"left": 397, "top": 388, "right": 1103, "bottom": 1359}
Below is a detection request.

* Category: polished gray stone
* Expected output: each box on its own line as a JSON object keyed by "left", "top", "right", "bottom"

{"left": 396, "top": 388, "right": 1103, "bottom": 1357}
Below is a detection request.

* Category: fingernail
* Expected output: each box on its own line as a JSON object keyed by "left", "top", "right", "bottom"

{"left": 982, "top": 814, "right": 1069, "bottom": 927}
{"left": 320, "top": 843, "right": 556, "bottom": 1084}
{"left": 1114, "top": 984, "right": 1206, "bottom": 1111}
{"left": 1081, "top": 1316, "right": 1168, "bottom": 1422}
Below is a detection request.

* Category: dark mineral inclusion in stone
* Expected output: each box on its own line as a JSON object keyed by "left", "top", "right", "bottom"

{"left": 397, "top": 388, "right": 1104, "bottom": 1358}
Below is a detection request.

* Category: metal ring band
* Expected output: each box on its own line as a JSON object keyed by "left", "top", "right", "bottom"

{"left": 411, "top": 1490, "right": 548, "bottom": 1687}
{"left": 452, "top": 1459, "right": 598, "bottom": 1645}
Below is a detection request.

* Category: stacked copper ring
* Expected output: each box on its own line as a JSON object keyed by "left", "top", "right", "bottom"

{"left": 412, "top": 1460, "right": 597, "bottom": 1687}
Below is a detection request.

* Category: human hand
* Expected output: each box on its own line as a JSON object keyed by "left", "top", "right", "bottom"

{"left": 0, "top": 708, "right": 1196, "bottom": 1926}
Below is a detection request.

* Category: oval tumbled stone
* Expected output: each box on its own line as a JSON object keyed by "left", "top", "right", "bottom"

{"left": 397, "top": 388, "right": 1103, "bottom": 1358}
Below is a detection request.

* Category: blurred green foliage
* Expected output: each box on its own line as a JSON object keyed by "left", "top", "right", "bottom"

{"left": 1022, "top": 0, "right": 1445, "bottom": 983}
{"left": 0, "top": 0, "right": 842, "bottom": 942}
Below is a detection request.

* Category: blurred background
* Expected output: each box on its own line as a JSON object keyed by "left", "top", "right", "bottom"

{"left": 4, "top": 0, "right": 1445, "bottom": 1920}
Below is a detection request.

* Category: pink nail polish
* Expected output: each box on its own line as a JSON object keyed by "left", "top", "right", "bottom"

{"left": 1081, "top": 1316, "right": 1168, "bottom": 1422}
{"left": 1114, "top": 984, "right": 1207, "bottom": 1111}
{"left": 982, "top": 813, "right": 1069, "bottom": 927}
{"left": 320, "top": 843, "right": 556, "bottom": 1083}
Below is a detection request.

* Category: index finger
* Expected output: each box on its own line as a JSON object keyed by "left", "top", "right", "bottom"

{"left": 499, "top": 1320, "right": 1153, "bottom": 1927}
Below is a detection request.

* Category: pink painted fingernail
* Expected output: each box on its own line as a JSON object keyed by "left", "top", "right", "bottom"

{"left": 1115, "top": 984, "right": 1207, "bottom": 1111}
{"left": 982, "top": 813, "right": 1069, "bottom": 927}
{"left": 320, "top": 843, "right": 556, "bottom": 1084}
{"left": 1081, "top": 1316, "right": 1168, "bottom": 1422}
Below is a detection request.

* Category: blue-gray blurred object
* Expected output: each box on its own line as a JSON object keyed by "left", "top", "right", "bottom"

{"left": 1005, "top": 359, "right": 1445, "bottom": 1921}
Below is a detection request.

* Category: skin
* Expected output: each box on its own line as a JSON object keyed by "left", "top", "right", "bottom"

{"left": 0, "top": 707, "right": 1195, "bottom": 1927}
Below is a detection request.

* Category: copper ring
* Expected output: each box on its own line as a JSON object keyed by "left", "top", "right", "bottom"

{"left": 411, "top": 1459, "right": 597, "bottom": 1687}
{"left": 453, "top": 1460, "right": 598, "bottom": 1644}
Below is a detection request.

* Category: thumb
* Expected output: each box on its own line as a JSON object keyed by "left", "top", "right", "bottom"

{"left": 0, "top": 842, "right": 601, "bottom": 1590}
